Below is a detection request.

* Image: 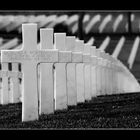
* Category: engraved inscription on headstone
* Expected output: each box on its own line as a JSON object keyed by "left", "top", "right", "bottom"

{"left": 1, "top": 24, "right": 58, "bottom": 121}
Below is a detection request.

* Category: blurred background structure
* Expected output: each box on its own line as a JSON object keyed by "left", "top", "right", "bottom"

{"left": 0, "top": 10, "right": 140, "bottom": 82}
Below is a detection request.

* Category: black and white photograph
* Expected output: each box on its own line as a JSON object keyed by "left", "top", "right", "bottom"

{"left": 0, "top": 8, "right": 140, "bottom": 130}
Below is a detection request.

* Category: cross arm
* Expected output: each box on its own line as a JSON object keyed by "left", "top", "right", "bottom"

{"left": 1, "top": 50, "right": 24, "bottom": 63}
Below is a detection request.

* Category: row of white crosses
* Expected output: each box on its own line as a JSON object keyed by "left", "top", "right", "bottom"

{"left": 0, "top": 13, "right": 134, "bottom": 34}
{"left": 0, "top": 62, "right": 22, "bottom": 104}
{"left": 87, "top": 35, "right": 140, "bottom": 70}
{"left": 0, "top": 13, "right": 127, "bottom": 34}
{"left": 1, "top": 23, "right": 140, "bottom": 122}
{"left": 1, "top": 13, "right": 140, "bottom": 34}
{"left": 84, "top": 13, "right": 140, "bottom": 33}
{"left": 0, "top": 13, "right": 140, "bottom": 35}
{"left": 83, "top": 13, "right": 128, "bottom": 34}
{"left": 0, "top": 37, "right": 22, "bottom": 104}
{"left": 0, "top": 34, "right": 138, "bottom": 101}
{"left": 0, "top": 14, "right": 79, "bottom": 33}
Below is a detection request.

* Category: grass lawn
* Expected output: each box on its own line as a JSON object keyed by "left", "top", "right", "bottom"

{"left": 0, "top": 92, "right": 140, "bottom": 129}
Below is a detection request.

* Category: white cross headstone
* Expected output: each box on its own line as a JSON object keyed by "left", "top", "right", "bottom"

{"left": 90, "top": 46, "right": 97, "bottom": 98}
{"left": 100, "top": 51, "right": 106, "bottom": 95}
{"left": 1, "top": 24, "right": 58, "bottom": 122}
{"left": 104, "top": 53, "right": 110, "bottom": 95}
{"left": 111, "top": 58, "right": 116, "bottom": 94}
{"left": 10, "top": 63, "right": 21, "bottom": 103}
{"left": 109, "top": 57, "right": 114, "bottom": 94}
{"left": 106, "top": 54, "right": 113, "bottom": 95}
{"left": 1, "top": 63, "right": 9, "bottom": 104}
{"left": 102, "top": 52, "right": 108, "bottom": 95}
{"left": 75, "top": 40, "right": 85, "bottom": 103}
{"left": 54, "top": 33, "right": 71, "bottom": 110}
{"left": 117, "top": 62, "right": 122, "bottom": 93}
{"left": 96, "top": 49, "right": 102, "bottom": 96}
{"left": 39, "top": 28, "right": 57, "bottom": 115}
{"left": 110, "top": 56, "right": 115, "bottom": 94}
{"left": 0, "top": 38, "right": 20, "bottom": 104}
{"left": 112, "top": 57, "right": 118, "bottom": 94}
{"left": 83, "top": 44, "right": 91, "bottom": 101}
{"left": 114, "top": 58, "right": 119, "bottom": 94}
{"left": 66, "top": 36, "right": 77, "bottom": 106}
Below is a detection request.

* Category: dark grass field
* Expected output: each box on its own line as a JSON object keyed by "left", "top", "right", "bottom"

{"left": 1, "top": 92, "right": 140, "bottom": 129}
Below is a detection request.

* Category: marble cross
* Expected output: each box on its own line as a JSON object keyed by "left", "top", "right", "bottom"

{"left": 39, "top": 28, "right": 56, "bottom": 115}
{"left": 1, "top": 24, "right": 58, "bottom": 122}
{"left": 66, "top": 36, "right": 77, "bottom": 106}
{"left": 90, "top": 46, "right": 97, "bottom": 98}
{"left": 75, "top": 40, "right": 85, "bottom": 103}
{"left": 54, "top": 33, "right": 71, "bottom": 110}
{"left": 96, "top": 49, "right": 102, "bottom": 96}
{"left": 83, "top": 44, "right": 91, "bottom": 101}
